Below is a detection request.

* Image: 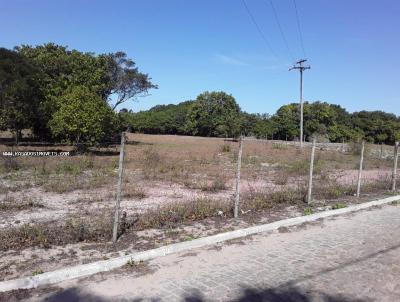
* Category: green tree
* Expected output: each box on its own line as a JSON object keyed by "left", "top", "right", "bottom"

{"left": 104, "top": 52, "right": 158, "bottom": 110}
{"left": 0, "top": 48, "right": 41, "bottom": 143}
{"left": 48, "top": 86, "right": 117, "bottom": 145}
{"left": 351, "top": 111, "right": 399, "bottom": 144}
{"left": 185, "top": 91, "right": 241, "bottom": 138}
{"left": 272, "top": 104, "right": 299, "bottom": 140}
{"left": 16, "top": 44, "right": 157, "bottom": 139}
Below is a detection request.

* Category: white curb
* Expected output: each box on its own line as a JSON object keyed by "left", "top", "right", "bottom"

{"left": 1, "top": 195, "right": 399, "bottom": 292}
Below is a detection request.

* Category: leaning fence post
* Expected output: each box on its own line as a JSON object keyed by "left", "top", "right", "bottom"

{"left": 112, "top": 132, "right": 126, "bottom": 243}
{"left": 234, "top": 135, "right": 243, "bottom": 218}
{"left": 307, "top": 138, "right": 316, "bottom": 204}
{"left": 356, "top": 140, "right": 365, "bottom": 198}
{"left": 392, "top": 142, "right": 399, "bottom": 191}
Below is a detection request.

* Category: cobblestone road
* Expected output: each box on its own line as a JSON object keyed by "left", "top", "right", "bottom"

{"left": 36, "top": 204, "right": 400, "bottom": 302}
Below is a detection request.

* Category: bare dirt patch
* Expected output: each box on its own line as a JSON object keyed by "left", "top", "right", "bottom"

{"left": 0, "top": 134, "right": 397, "bottom": 282}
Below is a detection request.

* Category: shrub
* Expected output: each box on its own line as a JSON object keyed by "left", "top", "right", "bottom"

{"left": 124, "top": 186, "right": 146, "bottom": 199}
{"left": 137, "top": 198, "right": 233, "bottom": 229}
{"left": 0, "top": 214, "right": 113, "bottom": 251}
{"left": 220, "top": 144, "right": 231, "bottom": 153}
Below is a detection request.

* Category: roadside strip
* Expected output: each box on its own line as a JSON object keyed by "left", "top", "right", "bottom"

{"left": 1, "top": 194, "right": 399, "bottom": 292}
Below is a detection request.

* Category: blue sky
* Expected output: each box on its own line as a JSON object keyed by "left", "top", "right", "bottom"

{"left": 1, "top": 0, "right": 399, "bottom": 115}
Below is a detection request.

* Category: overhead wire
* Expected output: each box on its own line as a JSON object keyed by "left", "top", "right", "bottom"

{"left": 292, "top": 0, "right": 307, "bottom": 58}
{"left": 264, "top": 0, "right": 295, "bottom": 62}
{"left": 241, "top": 0, "right": 278, "bottom": 60}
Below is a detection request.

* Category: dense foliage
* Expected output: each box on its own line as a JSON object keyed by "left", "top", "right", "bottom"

{"left": 185, "top": 91, "right": 241, "bottom": 137}
{"left": 0, "top": 48, "right": 41, "bottom": 143}
{"left": 1, "top": 44, "right": 399, "bottom": 145}
{"left": 123, "top": 100, "right": 400, "bottom": 144}
{"left": 0, "top": 44, "right": 156, "bottom": 144}
{"left": 48, "top": 86, "right": 117, "bottom": 144}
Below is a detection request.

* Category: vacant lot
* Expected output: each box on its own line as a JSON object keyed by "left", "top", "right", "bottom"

{"left": 0, "top": 133, "right": 397, "bottom": 281}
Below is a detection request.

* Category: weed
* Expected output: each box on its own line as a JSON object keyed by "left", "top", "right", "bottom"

{"left": 0, "top": 213, "right": 113, "bottom": 251}
{"left": 304, "top": 207, "right": 313, "bottom": 215}
{"left": 183, "top": 235, "right": 194, "bottom": 241}
{"left": 56, "top": 161, "right": 82, "bottom": 175}
{"left": 0, "top": 196, "right": 44, "bottom": 211}
{"left": 201, "top": 177, "right": 227, "bottom": 192}
{"left": 272, "top": 143, "right": 288, "bottom": 150}
{"left": 126, "top": 259, "right": 135, "bottom": 267}
{"left": 1, "top": 156, "right": 19, "bottom": 172}
{"left": 124, "top": 186, "right": 146, "bottom": 199}
{"left": 185, "top": 176, "right": 227, "bottom": 192}
{"left": 137, "top": 198, "right": 233, "bottom": 229}
{"left": 331, "top": 203, "right": 347, "bottom": 210}
{"left": 32, "top": 269, "right": 43, "bottom": 276}
{"left": 220, "top": 144, "right": 231, "bottom": 153}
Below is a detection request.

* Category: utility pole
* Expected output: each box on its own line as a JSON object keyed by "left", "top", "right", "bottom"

{"left": 290, "top": 59, "right": 310, "bottom": 149}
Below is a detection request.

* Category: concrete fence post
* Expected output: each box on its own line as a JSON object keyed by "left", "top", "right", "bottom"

{"left": 234, "top": 135, "right": 243, "bottom": 218}
{"left": 356, "top": 140, "right": 365, "bottom": 198}
{"left": 112, "top": 132, "right": 126, "bottom": 243}
{"left": 307, "top": 138, "right": 316, "bottom": 204}
{"left": 392, "top": 142, "right": 399, "bottom": 191}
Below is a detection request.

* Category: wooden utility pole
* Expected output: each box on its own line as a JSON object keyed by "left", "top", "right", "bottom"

{"left": 392, "top": 142, "right": 399, "bottom": 191}
{"left": 307, "top": 138, "right": 316, "bottom": 204}
{"left": 356, "top": 141, "right": 365, "bottom": 198}
{"left": 234, "top": 135, "right": 243, "bottom": 218}
{"left": 290, "top": 59, "right": 310, "bottom": 150}
{"left": 112, "top": 132, "right": 126, "bottom": 243}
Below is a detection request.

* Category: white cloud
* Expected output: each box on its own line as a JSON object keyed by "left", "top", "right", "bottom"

{"left": 215, "top": 53, "right": 290, "bottom": 70}
{"left": 216, "top": 54, "right": 250, "bottom": 66}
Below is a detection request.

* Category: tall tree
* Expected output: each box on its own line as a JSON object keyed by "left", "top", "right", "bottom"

{"left": 0, "top": 48, "right": 41, "bottom": 143}
{"left": 185, "top": 91, "right": 241, "bottom": 138}
{"left": 48, "top": 86, "right": 117, "bottom": 145}
{"left": 104, "top": 51, "right": 158, "bottom": 110}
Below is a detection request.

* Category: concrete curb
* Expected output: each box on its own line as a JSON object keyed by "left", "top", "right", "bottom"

{"left": 1, "top": 195, "right": 399, "bottom": 292}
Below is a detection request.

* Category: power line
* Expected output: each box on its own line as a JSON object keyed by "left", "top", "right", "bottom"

{"left": 241, "top": 0, "right": 278, "bottom": 59}
{"left": 264, "top": 0, "right": 295, "bottom": 62}
{"left": 292, "top": 0, "right": 307, "bottom": 58}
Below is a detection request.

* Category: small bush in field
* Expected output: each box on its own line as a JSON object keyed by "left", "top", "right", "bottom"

{"left": 304, "top": 207, "right": 313, "bottom": 215}
{"left": 56, "top": 161, "right": 81, "bottom": 175}
{"left": 272, "top": 143, "right": 288, "bottom": 150}
{"left": 331, "top": 203, "right": 347, "bottom": 210}
{"left": 137, "top": 198, "right": 233, "bottom": 229}
{"left": 201, "top": 177, "right": 227, "bottom": 192}
{"left": 1, "top": 157, "right": 19, "bottom": 172}
{"left": 220, "top": 144, "right": 231, "bottom": 153}
{"left": 0, "top": 196, "right": 44, "bottom": 211}
{"left": 124, "top": 186, "right": 146, "bottom": 199}
{"left": 143, "top": 149, "right": 162, "bottom": 168}
{"left": 0, "top": 214, "right": 113, "bottom": 251}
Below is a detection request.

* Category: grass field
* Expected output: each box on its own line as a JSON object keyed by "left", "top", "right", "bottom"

{"left": 0, "top": 133, "right": 398, "bottom": 280}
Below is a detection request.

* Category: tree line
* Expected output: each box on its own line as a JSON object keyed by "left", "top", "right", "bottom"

{"left": 121, "top": 93, "right": 400, "bottom": 144}
{"left": 1, "top": 44, "right": 399, "bottom": 145}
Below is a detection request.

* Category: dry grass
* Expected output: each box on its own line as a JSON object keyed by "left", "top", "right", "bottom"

{"left": 123, "top": 185, "right": 147, "bottom": 199}
{"left": 136, "top": 197, "right": 232, "bottom": 229}
{"left": 0, "top": 214, "right": 114, "bottom": 251}
{"left": 0, "top": 133, "right": 396, "bottom": 252}
{"left": 0, "top": 195, "right": 44, "bottom": 211}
